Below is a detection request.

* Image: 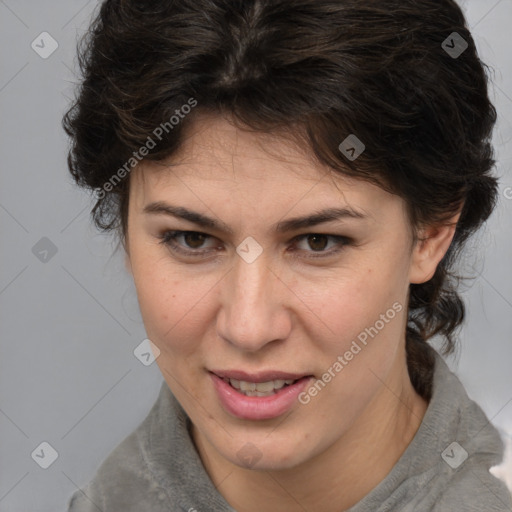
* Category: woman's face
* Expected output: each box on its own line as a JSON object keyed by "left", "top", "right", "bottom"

{"left": 126, "top": 115, "right": 436, "bottom": 471}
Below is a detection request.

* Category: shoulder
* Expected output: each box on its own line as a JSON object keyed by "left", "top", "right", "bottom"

{"left": 428, "top": 354, "right": 512, "bottom": 511}
{"left": 432, "top": 457, "right": 512, "bottom": 512}
{"left": 67, "top": 428, "right": 170, "bottom": 511}
{"left": 67, "top": 383, "right": 183, "bottom": 512}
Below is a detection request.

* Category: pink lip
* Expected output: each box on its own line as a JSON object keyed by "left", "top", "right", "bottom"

{"left": 209, "top": 371, "right": 313, "bottom": 420}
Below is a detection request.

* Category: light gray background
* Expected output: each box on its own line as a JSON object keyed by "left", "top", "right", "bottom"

{"left": 0, "top": 1, "right": 511, "bottom": 511}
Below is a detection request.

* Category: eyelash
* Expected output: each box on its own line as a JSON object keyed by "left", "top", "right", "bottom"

{"left": 157, "top": 230, "right": 351, "bottom": 260}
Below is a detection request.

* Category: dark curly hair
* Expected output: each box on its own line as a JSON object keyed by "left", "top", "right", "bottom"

{"left": 62, "top": 0, "right": 498, "bottom": 401}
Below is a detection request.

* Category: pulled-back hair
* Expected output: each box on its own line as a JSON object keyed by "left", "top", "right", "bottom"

{"left": 62, "top": 0, "right": 498, "bottom": 400}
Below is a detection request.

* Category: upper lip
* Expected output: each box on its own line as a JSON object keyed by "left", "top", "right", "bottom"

{"left": 210, "top": 370, "right": 311, "bottom": 382}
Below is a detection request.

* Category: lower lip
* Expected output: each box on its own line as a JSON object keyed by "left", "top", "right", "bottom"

{"left": 210, "top": 373, "right": 312, "bottom": 420}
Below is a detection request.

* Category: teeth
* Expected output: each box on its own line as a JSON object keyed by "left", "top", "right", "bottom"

{"left": 240, "top": 381, "right": 257, "bottom": 392}
{"left": 226, "top": 377, "right": 298, "bottom": 396}
{"left": 254, "top": 381, "right": 275, "bottom": 392}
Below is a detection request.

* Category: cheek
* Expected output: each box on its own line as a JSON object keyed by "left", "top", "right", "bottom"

{"left": 132, "top": 259, "right": 212, "bottom": 357}
{"left": 299, "top": 267, "right": 407, "bottom": 427}
{"left": 297, "top": 263, "right": 404, "bottom": 351}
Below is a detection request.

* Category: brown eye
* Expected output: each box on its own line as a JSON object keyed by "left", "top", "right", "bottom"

{"left": 158, "top": 230, "right": 350, "bottom": 261}
{"left": 306, "top": 234, "right": 329, "bottom": 251}
{"left": 182, "top": 232, "right": 208, "bottom": 249}
{"left": 291, "top": 233, "right": 351, "bottom": 259}
{"left": 158, "top": 230, "right": 217, "bottom": 257}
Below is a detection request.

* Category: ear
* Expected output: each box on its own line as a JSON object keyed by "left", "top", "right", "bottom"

{"left": 409, "top": 212, "right": 461, "bottom": 284}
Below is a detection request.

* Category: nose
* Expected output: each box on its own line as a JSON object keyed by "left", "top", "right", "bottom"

{"left": 216, "top": 253, "right": 292, "bottom": 352}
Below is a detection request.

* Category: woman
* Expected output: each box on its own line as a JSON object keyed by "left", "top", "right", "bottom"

{"left": 63, "top": 0, "right": 512, "bottom": 510}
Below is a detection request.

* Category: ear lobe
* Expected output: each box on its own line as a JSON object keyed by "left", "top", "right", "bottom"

{"left": 409, "top": 214, "right": 460, "bottom": 285}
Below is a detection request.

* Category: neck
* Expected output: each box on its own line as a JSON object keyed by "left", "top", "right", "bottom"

{"left": 191, "top": 356, "right": 428, "bottom": 512}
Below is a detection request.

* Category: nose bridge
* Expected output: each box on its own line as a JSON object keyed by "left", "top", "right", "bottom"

{"left": 233, "top": 254, "right": 271, "bottom": 306}
{"left": 229, "top": 254, "right": 274, "bottom": 323}
{"left": 218, "top": 253, "right": 289, "bottom": 350}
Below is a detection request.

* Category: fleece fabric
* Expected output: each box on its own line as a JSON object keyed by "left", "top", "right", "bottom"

{"left": 68, "top": 351, "right": 512, "bottom": 511}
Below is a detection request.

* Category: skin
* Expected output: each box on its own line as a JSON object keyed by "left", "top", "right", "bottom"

{"left": 125, "top": 113, "right": 459, "bottom": 512}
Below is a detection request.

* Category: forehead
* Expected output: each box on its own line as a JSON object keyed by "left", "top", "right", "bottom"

{"left": 133, "top": 115, "right": 369, "bottom": 192}
{"left": 129, "top": 114, "right": 403, "bottom": 223}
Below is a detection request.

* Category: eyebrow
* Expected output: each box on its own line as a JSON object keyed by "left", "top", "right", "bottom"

{"left": 143, "top": 201, "right": 368, "bottom": 234}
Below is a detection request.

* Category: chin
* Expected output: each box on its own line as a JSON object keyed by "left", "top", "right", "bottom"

{"left": 218, "top": 433, "right": 315, "bottom": 472}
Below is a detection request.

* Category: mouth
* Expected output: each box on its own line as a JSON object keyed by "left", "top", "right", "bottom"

{"left": 209, "top": 370, "right": 314, "bottom": 420}
{"left": 210, "top": 370, "right": 311, "bottom": 396}
{"left": 218, "top": 376, "right": 302, "bottom": 397}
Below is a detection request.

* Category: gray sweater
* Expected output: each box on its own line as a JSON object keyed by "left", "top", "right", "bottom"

{"left": 67, "top": 351, "right": 512, "bottom": 511}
